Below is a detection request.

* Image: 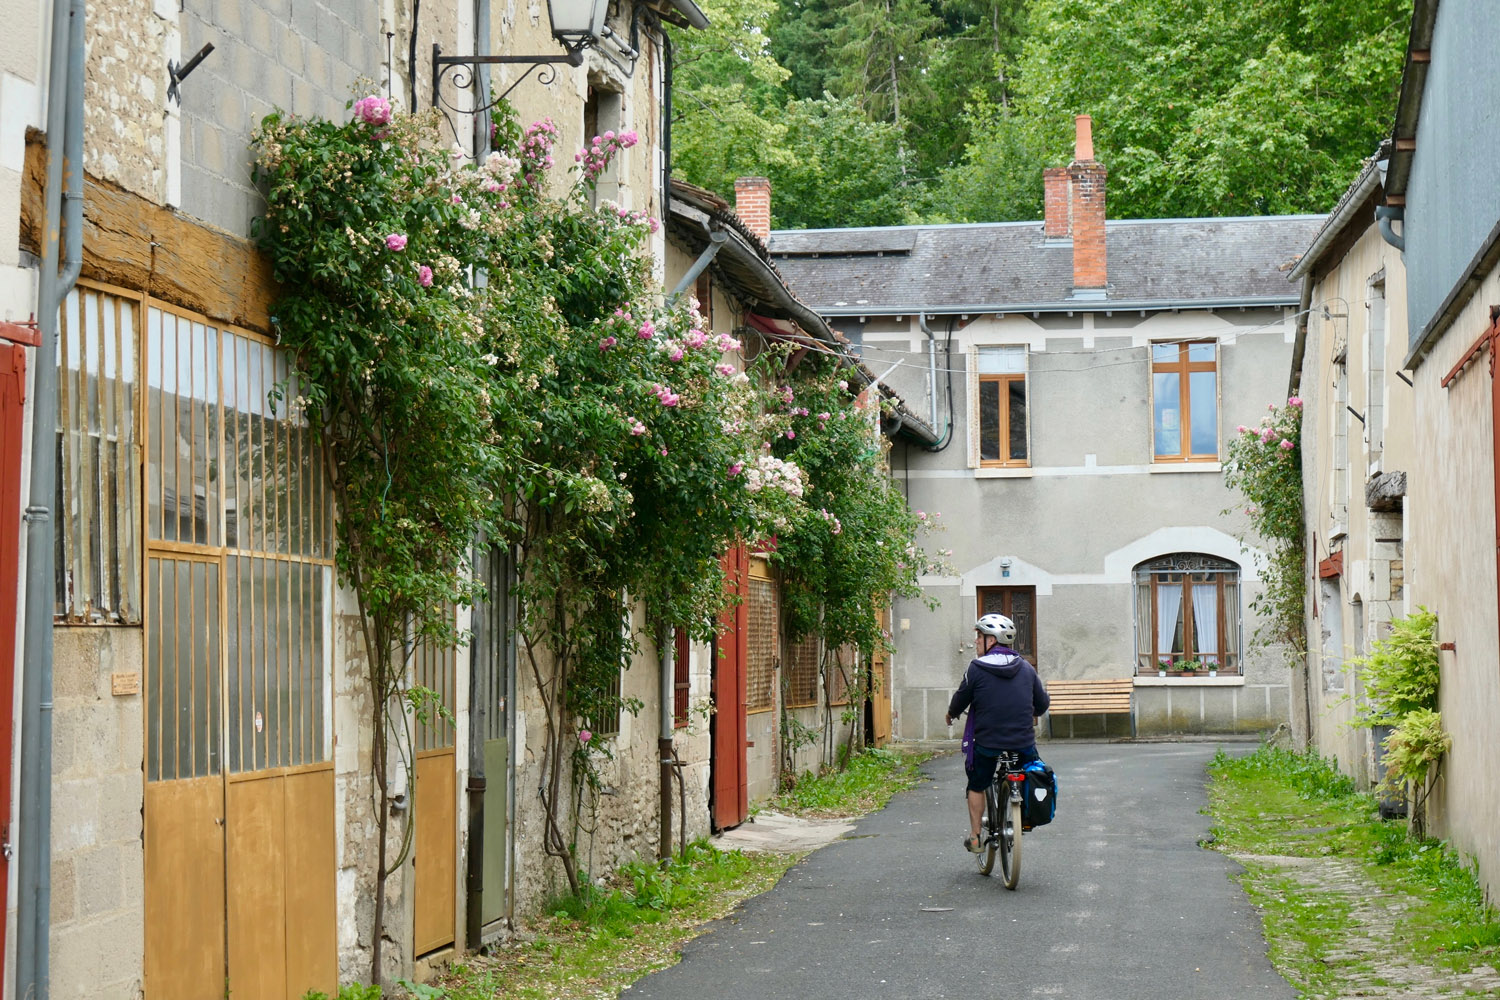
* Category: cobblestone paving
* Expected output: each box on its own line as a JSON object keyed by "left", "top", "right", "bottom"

{"left": 1235, "top": 853, "right": 1500, "bottom": 999}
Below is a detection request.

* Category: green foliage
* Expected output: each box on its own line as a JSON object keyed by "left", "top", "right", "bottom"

{"left": 1208, "top": 745, "right": 1500, "bottom": 981}
{"left": 675, "top": 0, "right": 1407, "bottom": 225}
{"left": 771, "top": 745, "right": 933, "bottom": 817}
{"left": 301, "top": 986, "right": 382, "bottom": 1000}
{"left": 1348, "top": 607, "right": 1441, "bottom": 723}
{"left": 1379, "top": 708, "right": 1452, "bottom": 794}
{"left": 1223, "top": 398, "right": 1305, "bottom": 652}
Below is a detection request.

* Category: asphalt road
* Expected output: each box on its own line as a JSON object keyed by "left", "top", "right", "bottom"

{"left": 629, "top": 742, "right": 1295, "bottom": 1000}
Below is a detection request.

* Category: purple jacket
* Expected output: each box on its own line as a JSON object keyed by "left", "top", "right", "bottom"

{"left": 948, "top": 645, "right": 1049, "bottom": 750}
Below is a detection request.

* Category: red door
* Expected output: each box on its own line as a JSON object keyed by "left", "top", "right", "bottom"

{"left": 712, "top": 545, "right": 749, "bottom": 830}
{"left": 0, "top": 340, "right": 29, "bottom": 960}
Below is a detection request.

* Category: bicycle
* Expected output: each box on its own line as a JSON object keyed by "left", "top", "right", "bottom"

{"left": 977, "top": 749, "right": 1025, "bottom": 888}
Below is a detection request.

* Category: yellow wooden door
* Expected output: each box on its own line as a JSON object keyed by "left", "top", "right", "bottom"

{"left": 414, "top": 638, "right": 458, "bottom": 956}
{"left": 872, "top": 608, "right": 892, "bottom": 746}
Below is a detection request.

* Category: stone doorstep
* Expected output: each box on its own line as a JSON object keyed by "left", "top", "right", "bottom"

{"left": 714, "top": 811, "right": 857, "bottom": 854}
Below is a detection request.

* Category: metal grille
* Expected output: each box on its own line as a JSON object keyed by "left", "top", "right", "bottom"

{"left": 784, "top": 633, "right": 819, "bottom": 708}
{"left": 472, "top": 544, "right": 511, "bottom": 742}
{"left": 146, "top": 556, "right": 221, "bottom": 781}
{"left": 415, "top": 628, "right": 458, "bottom": 752}
{"left": 225, "top": 555, "right": 331, "bottom": 772}
{"left": 745, "top": 577, "right": 778, "bottom": 712}
{"left": 56, "top": 284, "right": 140, "bottom": 623}
{"left": 144, "top": 303, "right": 334, "bottom": 781}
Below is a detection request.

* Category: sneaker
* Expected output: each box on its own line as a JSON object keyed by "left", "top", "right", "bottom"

{"left": 963, "top": 834, "right": 983, "bottom": 854}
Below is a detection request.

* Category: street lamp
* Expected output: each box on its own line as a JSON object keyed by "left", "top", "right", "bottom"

{"left": 548, "top": 0, "right": 611, "bottom": 57}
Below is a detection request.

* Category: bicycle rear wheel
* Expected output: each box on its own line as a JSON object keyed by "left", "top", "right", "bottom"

{"left": 977, "top": 783, "right": 998, "bottom": 876}
{"left": 998, "top": 791, "right": 1022, "bottom": 889}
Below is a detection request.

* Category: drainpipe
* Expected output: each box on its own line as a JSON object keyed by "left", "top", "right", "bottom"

{"left": 661, "top": 29, "right": 672, "bottom": 233}
{"left": 463, "top": 0, "right": 493, "bottom": 950}
{"left": 1375, "top": 205, "right": 1405, "bottom": 252}
{"left": 668, "top": 225, "right": 726, "bottom": 299}
{"left": 917, "top": 313, "right": 939, "bottom": 431}
{"left": 658, "top": 623, "right": 674, "bottom": 861}
{"left": 18, "top": 2, "right": 84, "bottom": 998}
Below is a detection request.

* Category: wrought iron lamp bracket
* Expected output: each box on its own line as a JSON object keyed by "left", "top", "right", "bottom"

{"left": 430, "top": 43, "right": 585, "bottom": 118}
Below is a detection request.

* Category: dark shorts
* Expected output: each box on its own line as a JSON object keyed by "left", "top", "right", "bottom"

{"left": 966, "top": 744, "right": 1040, "bottom": 793}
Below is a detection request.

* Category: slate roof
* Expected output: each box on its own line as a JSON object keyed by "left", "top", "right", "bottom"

{"left": 768, "top": 216, "right": 1325, "bottom": 315}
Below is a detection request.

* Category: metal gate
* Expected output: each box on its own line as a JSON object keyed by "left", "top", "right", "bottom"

{"left": 469, "top": 543, "right": 512, "bottom": 934}
{"left": 140, "top": 301, "right": 336, "bottom": 999}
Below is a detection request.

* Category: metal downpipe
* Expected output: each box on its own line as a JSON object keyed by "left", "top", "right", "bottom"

{"left": 658, "top": 624, "right": 673, "bottom": 861}
{"left": 18, "top": 2, "right": 84, "bottom": 997}
{"left": 918, "top": 312, "right": 939, "bottom": 430}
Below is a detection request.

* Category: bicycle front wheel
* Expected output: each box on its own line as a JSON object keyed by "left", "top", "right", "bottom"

{"left": 999, "top": 792, "right": 1023, "bottom": 889}
{"left": 977, "top": 783, "right": 998, "bottom": 876}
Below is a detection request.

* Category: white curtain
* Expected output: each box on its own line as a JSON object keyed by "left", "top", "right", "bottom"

{"left": 1156, "top": 583, "right": 1182, "bottom": 658}
{"left": 1192, "top": 583, "right": 1219, "bottom": 662}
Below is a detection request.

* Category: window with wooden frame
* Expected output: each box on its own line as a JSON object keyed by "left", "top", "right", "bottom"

{"left": 784, "top": 633, "right": 819, "bottom": 708}
{"left": 56, "top": 282, "right": 142, "bottom": 624}
{"left": 1151, "top": 341, "right": 1219, "bottom": 461}
{"left": 144, "top": 301, "right": 336, "bottom": 781}
{"left": 976, "top": 346, "right": 1029, "bottom": 467}
{"left": 745, "top": 565, "right": 778, "bottom": 713}
{"left": 673, "top": 627, "right": 690, "bottom": 728}
{"left": 1132, "top": 554, "right": 1241, "bottom": 674}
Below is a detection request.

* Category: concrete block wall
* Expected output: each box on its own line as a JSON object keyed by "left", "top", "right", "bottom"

{"left": 48, "top": 629, "right": 146, "bottom": 999}
{"left": 178, "top": 0, "right": 388, "bottom": 236}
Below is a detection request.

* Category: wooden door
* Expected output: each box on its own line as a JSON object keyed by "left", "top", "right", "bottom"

{"left": 0, "top": 342, "right": 24, "bottom": 960}
{"left": 977, "top": 587, "right": 1039, "bottom": 665}
{"left": 414, "top": 638, "right": 458, "bottom": 956}
{"left": 712, "top": 545, "right": 749, "bottom": 830}
{"left": 870, "top": 607, "right": 892, "bottom": 746}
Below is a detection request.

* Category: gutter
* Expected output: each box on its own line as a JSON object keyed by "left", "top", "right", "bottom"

{"left": 1288, "top": 160, "right": 1383, "bottom": 282}
{"left": 801, "top": 294, "right": 1305, "bottom": 318}
{"left": 18, "top": 3, "right": 85, "bottom": 998}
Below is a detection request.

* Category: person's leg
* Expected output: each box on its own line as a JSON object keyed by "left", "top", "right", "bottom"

{"left": 968, "top": 788, "right": 985, "bottom": 840}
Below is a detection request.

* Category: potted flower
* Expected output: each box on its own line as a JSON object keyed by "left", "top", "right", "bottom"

{"left": 1175, "top": 659, "right": 1203, "bottom": 675}
{"left": 1157, "top": 658, "right": 1172, "bottom": 678}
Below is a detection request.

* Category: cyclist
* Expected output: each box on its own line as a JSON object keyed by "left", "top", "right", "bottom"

{"left": 945, "top": 613, "right": 1049, "bottom": 853}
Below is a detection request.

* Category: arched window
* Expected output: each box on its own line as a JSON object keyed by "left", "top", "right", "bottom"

{"left": 1133, "top": 554, "right": 1242, "bottom": 674}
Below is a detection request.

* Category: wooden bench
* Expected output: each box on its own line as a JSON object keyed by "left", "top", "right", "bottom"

{"left": 1044, "top": 679, "right": 1135, "bottom": 738}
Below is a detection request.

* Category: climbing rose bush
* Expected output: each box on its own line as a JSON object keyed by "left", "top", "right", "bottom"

{"left": 1224, "top": 397, "right": 1305, "bottom": 651}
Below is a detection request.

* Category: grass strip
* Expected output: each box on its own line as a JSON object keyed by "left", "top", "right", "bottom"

{"left": 1207, "top": 745, "right": 1500, "bottom": 992}
{"left": 768, "top": 744, "right": 938, "bottom": 818}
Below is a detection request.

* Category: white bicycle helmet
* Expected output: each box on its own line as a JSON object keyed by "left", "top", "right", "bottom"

{"left": 974, "top": 613, "right": 1017, "bottom": 645}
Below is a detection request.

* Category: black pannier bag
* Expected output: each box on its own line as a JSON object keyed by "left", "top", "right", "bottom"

{"left": 1021, "top": 760, "right": 1057, "bottom": 829}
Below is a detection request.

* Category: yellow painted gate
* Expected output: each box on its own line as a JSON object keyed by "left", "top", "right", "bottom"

{"left": 140, "top": 301, "right": 336, "bottom": 999}
{"left": 414, "top": 637, "right": 458, "bottom": 956}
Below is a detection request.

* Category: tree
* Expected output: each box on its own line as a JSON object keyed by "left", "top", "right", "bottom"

{"left": 831, "top": 0, "right": 943, "bottom": 131}
{"left": 998, "top": 0, "right": 1408, "bottom": 217}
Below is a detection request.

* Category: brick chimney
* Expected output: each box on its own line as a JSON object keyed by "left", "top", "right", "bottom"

{"left": 1043, "top": 167, "right": 1071, "bottom": 238}
{"left": 1067, "top": 115, "right": 1107, "bottom": 295}
{"left": 734, "top": 177, "right": 772, "bottom": 243}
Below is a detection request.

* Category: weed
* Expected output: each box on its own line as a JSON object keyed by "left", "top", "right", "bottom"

{"left": 770, "top": 745, "right": 934, "bottom": 818}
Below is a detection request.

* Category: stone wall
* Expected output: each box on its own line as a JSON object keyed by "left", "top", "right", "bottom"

{"left": 48, "top": 628, "right": 146, "bottom": 1000}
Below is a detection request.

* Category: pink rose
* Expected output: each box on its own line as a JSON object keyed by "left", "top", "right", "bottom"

{"left": 727, "top": 461, "right": 743, "bottom": 478}
{"left": 385, "top": 233, "right": 407, "bottom": 251}
{"left": 579, "top": 730, "right": 592, "bottom": 744}
{"left": 638, "top": 320, "right": 656, "bottom": 340}
{"left": 417, "top": 265, "right": 433, "bottom": 287}
{"left": 1288, "top": 396, "right": 1303, "bottom": 408}
{"left": 353, "top": 95, "right": 392, "bottom": 126}
{"left": 1279, "top": 439, "right": 1294, "bottom": 450}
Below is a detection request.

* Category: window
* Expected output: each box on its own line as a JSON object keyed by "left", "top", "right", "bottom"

{"left": 784, "top": 633, "right": 819, "bottom": 708}
{"left": 144, "top": 303, "right": 335, "bottom": 781}
{"left": 1133, "top": 554, "right": 1241, "bottom": 674}
{"left": 583, "top": 84, "right": 624, "bottom": 207}
{"left": 56, "top": 282, "right": 141, "bottom": 623}
{"left": 977, "top": 346, "right": 1028, "bottom": 466}
{"left": 673, "top": 627, "right": 690, "bottom": 728}
{"left": 1366, "top": 282, "right": 1386, "bottom": 466}
{"left": 745, "top": 569, "right": 778, "bottom": 713}
{"left": 976, "top": 587, "right": 1038, "bottom": 664}
{"left": 1151, "top": 341, "right": 1218, "bottom": 461}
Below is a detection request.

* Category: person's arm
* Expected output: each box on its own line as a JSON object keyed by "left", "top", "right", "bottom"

{"left": 1031, "top": 667, "right": 1050, "bottom": 718}
{"left": 945, "top": 664, "right": 975, "bottom": 724}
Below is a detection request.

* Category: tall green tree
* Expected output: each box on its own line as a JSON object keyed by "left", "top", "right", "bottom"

{"left": 831, "top": 0, "right": 944, "bottom": 129}
{"left": 995, "top": 0, "right": 1409, "bottom": 217}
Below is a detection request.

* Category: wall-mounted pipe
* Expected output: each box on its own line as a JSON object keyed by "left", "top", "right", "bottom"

{"left": 668, "top": 226, "right": 727, "bottom": 299}
{"left": 658, "top": 624, "right": 674, "bottom": 861}
{"left": 917, "top": 313, "right": 939, "bottom": 432}
{"left": 1376, "top": 204, "right": 1405, "bottom": 252}
{"left": 18, "top": 2, "right": 85, "bottom": 997}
